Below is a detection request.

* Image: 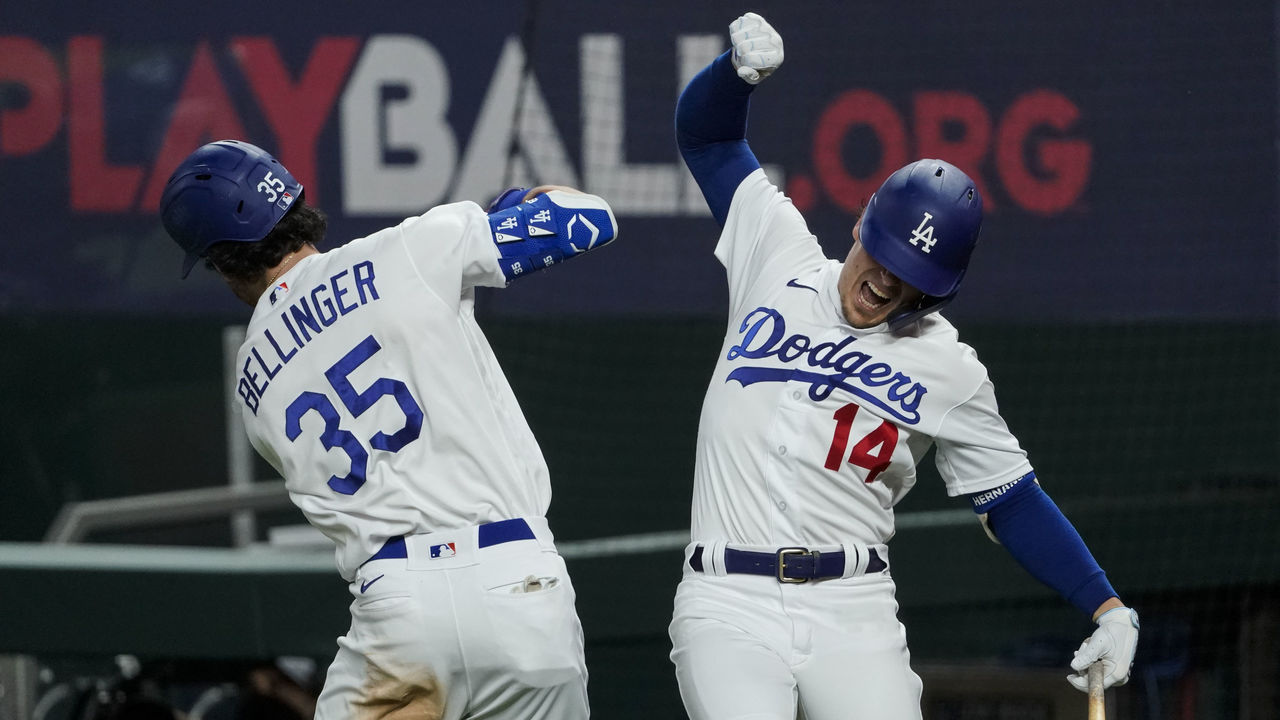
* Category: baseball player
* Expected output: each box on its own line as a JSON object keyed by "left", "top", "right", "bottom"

{"left": 667, "top": 13, "right": 1140, "bottom": 719}
{"left": 159, "top": 140, "right": 619, "bottom": 720}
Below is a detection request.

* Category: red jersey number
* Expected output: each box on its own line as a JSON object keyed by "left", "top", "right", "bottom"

{"left": 823, "top": 403, "right": 899, "bottom": 483}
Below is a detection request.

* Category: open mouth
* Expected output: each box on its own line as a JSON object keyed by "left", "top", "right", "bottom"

{"left": 858, "top": 280, "right": 893, "bottom": 312}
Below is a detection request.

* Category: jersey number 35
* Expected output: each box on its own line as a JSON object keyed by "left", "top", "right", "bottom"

{"left": 284, "top": 335, "right": 424, "bottom": 495}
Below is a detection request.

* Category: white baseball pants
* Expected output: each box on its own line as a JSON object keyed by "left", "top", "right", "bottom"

{"left": 670, "top": 556, "right": 922, "bottom": 720}
{"left": 315, "top": 517, "right": 589, "bottom": 720}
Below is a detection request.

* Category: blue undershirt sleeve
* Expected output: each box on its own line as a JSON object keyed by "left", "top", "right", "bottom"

{"left": 676, "top": 51, "right": 764, "bottom": 226}
{"left": 972, "top": 475, "right": 1117, "bottom": 617}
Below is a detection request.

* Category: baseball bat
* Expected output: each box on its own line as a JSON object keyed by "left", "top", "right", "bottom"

{"left": 1087, "top": 662, "right": 1105, "bottom": 720}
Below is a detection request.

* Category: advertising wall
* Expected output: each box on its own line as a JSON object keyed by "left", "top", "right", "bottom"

{"left": 4, "top": 1, "right": 1275, "bottom": 320}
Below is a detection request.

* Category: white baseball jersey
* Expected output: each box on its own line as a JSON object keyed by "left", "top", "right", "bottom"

{"left": 691, "top": 169, "right": 1034, "bottom": 547}
{"left": 233, "top": 201, "right": 550, "bottom": 581}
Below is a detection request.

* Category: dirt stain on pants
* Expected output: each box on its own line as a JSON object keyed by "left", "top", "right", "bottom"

{"left": 354, "top": 662, "right": 444, "bottom": 720}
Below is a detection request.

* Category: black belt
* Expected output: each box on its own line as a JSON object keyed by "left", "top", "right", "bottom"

{"left": 364, "top": 518, "right": 536, "bottom": 565}
{"left": 689, "top": 544, "right": 886, "bottom": 583}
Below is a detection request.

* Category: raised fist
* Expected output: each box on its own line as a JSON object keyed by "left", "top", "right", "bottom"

{"left": 729, "top": 12, "right": 784, "bottom": 85}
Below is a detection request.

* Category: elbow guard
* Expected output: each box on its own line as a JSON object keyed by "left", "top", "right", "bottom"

{"left": 487, "top": 190, "right": 619, "bottom": 283}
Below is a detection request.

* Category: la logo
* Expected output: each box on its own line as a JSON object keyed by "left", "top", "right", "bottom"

{"left": 908, "top": 212, "right": 938, "bottom": 254}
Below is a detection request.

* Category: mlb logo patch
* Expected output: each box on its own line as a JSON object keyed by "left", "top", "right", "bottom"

{"left": 429, "top": 542, "right": 456, "bottom": 559}
{"left": 277, "top": 191, "right": 295, "bottom": 211}
{"left": 267, "top": 281, "right": 290, "bottom": 305}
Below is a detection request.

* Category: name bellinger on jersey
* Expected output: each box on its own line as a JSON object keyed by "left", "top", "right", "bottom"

{"left": 235, "top": 260, "right": 380, "bottom": 414}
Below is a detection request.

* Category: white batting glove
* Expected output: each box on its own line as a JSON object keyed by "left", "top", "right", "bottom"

{"left": 729, "top": 12, "right": 784, "bottom": 85}
{"left": 1067, "top": 607, "right": 1139, "bottom": 692}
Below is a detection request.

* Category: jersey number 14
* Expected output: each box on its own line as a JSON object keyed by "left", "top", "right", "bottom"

{"left": 284, "top": 335, "right": 424, "bottom": 495}
{"left": 823, "top": 403, "right": 898, "bottom": 483}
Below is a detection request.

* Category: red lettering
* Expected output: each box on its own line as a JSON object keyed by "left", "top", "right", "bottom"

{"left": 232, "top": 36, "right": 360, "bottom": 206}
{"left": 140, "top": 42, "right": 248, "bottom": 213}
{"left": 825, "top": 403, "right": 859, "bottom": 471}
{"left": 68, "top": 36, "right": 144, "bottom": 212}
{"left": 0, "top": 37, "right": 63, "bottom": 156}
{"left": 808, "top": 88, "right": 1091, "bottom": 216}
{"left": 847, "top": 418, "right": 898, "bottom": 484}
{"left": 824, "top": 402, "right": 899, "bottom": 484}
{"left": 813, "top": 90, "right": 907, "bottom": 212}
{"left": 996, "top": 90, "right": 1090, "bottom": 215}
{"left": 913, "top": 91, "right": 995, "bottom": 210}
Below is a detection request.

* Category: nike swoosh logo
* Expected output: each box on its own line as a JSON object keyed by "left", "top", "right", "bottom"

{"left": 787, "top": 278, "right": 819, "bottom": 294}
{"left": 360, "top": 575, "right": 385, "bottom": 593}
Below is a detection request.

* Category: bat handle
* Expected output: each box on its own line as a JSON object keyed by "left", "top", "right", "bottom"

{"left": 1087, "top": 662, "right": 1106, "bottom": 720}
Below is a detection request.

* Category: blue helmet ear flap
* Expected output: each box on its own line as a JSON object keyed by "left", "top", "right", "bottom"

{"left": 887, "top": 293, "right": 956, "bottom": 330}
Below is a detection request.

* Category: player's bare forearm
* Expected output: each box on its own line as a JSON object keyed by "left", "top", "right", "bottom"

{"left": 1091, "top": 596, "right": 1124, "bottom": 622}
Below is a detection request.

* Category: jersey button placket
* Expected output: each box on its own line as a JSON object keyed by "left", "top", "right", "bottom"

{"left": 769, "top": 393, "right": 806, "bottom": 527}
{"left": 769, "top": 437, "right": 791, "bottom": 514}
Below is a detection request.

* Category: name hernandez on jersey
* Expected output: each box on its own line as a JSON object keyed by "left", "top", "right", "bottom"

{"left": 690, "top": 170, "right": 1031, "bottom": 547}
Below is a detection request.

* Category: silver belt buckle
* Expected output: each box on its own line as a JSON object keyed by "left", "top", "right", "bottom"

{"left": 776, "top": 547, "right": 816, "bottom": 584}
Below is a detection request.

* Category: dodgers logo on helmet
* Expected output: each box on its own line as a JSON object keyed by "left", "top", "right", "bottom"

{"left": 159, "top": 139, "right": 304, "bottom": 278}
{"left": 858, "top": 159, "right": 983, "bottom": 300}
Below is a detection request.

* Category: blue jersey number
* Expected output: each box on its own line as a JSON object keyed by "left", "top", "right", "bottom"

{"left": 284, "top": 335, "right": 424, "bottom": 495}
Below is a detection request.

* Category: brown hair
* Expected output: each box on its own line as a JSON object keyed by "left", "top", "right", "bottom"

{"left": 205, "top": 196, "right": 328, "bottom": 283}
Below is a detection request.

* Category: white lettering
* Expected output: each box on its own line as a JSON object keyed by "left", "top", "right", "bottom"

{"left": 450, "top": 37, "right": 579, "bottom": 203}
{"left": 970, "top": 478, "right": 1022, "bottom": 508}
{"left": 334, "top": 32, "right": 782, "bottom": 219}
{"left": 340, "top": 35, "right": 457, "bottom": 215}
{"left": 256, "top": 170, "right": 285, "bottom": 202}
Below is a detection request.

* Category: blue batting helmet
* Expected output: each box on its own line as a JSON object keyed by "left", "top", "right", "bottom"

{"left": 859, "top": 159, "right": 983, "bottom": 306}
{"left": 159, "top": 140, "right": 303, "bottom": 278}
